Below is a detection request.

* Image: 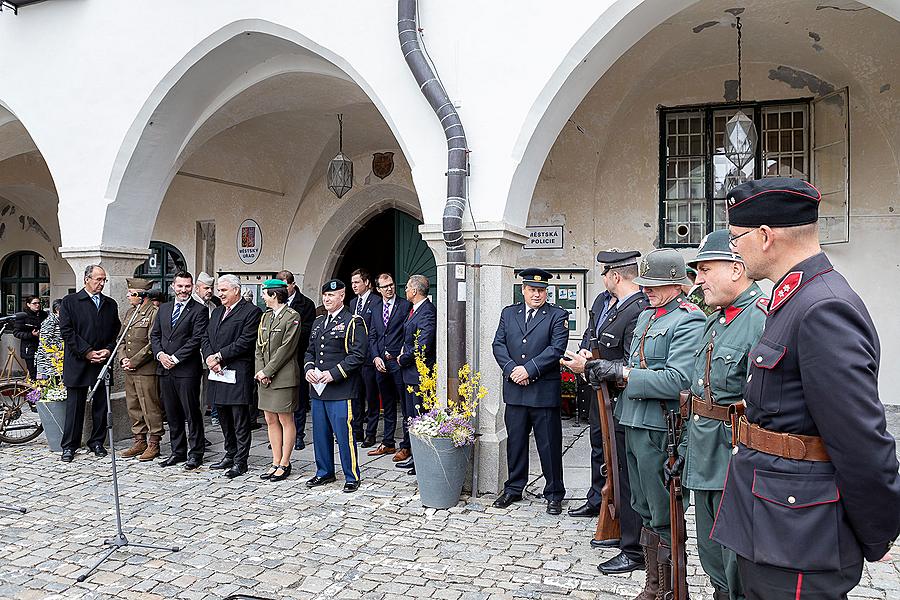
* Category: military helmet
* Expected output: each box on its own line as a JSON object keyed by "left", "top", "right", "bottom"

{"left": 687, "top": 229, "right": 743, "bottom": 269}
{"left": 633, "top": 248, "right": 692, "bottom": 287}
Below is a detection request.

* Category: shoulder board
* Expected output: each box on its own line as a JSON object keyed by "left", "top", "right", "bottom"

{"left": 756, "top": 297, "right": 770, "bottom": 314}
{"left": 679, "top": 300, "right": 701, "bottom": 312}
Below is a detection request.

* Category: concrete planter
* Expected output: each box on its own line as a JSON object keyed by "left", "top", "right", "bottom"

{"left": 36, "top": 400, "right": 67, "bottom": 452}
{"left": 410, "top": 434, "right": 471, "bottom": 509}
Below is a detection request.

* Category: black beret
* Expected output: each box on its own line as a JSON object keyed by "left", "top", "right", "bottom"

{"left": 519, "top": 268, "right": 553, "bottom": 289}
{"left": 321, "top": 279, "right": 345, "bottom": 293}
{"left": 726, "top": 177, "right": 821, "bottom": 227}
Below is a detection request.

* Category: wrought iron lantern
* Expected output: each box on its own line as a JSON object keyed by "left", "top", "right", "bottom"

{"left": 327, "top": 114, "right": 353, "bottom": 199}
{"left": 723, "top": 17, "right": 758, "bottom": 171}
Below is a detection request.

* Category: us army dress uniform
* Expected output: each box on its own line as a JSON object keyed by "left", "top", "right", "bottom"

{"left": 303, "top": 279, "right": 367, "bottom": 489}
{"left": 712, "top": 178, "right": 900, "bottom": 599}
{"left": 117, "top": 278, "right": 164, "bottom": 461}
{"left": 492, "top": 268, "right": 570, "bottom": 513}
{"left": 683, "top": 232, "right": 766, "bottom": 600}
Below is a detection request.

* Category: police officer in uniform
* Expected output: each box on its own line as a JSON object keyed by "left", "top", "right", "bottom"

{"left": 577, "top": 249, "right": 704, "bottom": 600}
{"left": 304, "top": 279, "right": 367, "bottom": 493}
{"left": 568, "top": 250, "right": 648, "bottom": 576}
{"left": 712, "top": 178, "right": 900, "bottom": 600}
{"left": 491, "top": 268, "right": 570, "bottom": 514}
{"left": 118, "top": 278, "right": 165, "bottom": 461}
{"left": 677, "top": 230, "right": 765, "bottom": 600}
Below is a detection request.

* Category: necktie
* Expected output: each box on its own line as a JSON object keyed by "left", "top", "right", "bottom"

{"left": 356, "top": 297, "right": 363, "bottom": 315}
{"left": 408, "top": 307, "right": 415, "bottom": 321}
{"left": 171, "top": 302, "right": 183, "bottom": 327}
{"left": 324, "top": 314, "right": 333, "bottom": 329}
{"left": 525, "top": 308, "right": 535, "bottom": 325}
{"left": 92, "top": 295, "right": 101, "bottom": 311}
{"left": 383, "top": 300, "right": 391, "bottom": 327}
{"left": 222, "top": 305, "right": 232, "bottom": 322}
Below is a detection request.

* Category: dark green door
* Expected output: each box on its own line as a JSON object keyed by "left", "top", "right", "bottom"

{"left": 394, "top": 211, "right": 437, "bottom": 300}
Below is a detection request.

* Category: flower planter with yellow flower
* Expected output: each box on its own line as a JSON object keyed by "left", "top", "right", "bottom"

{"left": 407, "top": 338, "right": 486, "bottom": 509}
{"left": 30, "top": 340, "right": 68, "bottom": 451}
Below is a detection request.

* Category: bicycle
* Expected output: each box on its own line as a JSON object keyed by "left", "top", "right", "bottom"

{"left": 0, "top": 323, "right": 43, "bottom": 445}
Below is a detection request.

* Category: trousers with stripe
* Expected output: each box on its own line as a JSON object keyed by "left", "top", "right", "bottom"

{"left": 312, "top": 398, "right": 360, "bottom": 483}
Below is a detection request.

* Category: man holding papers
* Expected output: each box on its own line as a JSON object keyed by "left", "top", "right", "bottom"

{"left": 304, "top": 279, "right": 367, "bottom": 493}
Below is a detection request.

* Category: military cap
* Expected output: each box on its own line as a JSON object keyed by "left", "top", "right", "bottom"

{"left": 322, "top": 278, "right": 346, "bottom": 293}
{"left": 125, "top": 277, "right": 153, "bottom": 290}
{"left": 687, "top": 229, "right": 743, "bottom": 268}
{"left": 633, "top": 248, "right": 692, "bottom": 287}
{"left": 726, "top": 177, "right": 821, "bottom": 227}
{"left": 518, "top": 267, "right": 553, "bottom": 289}
{"left": 197, "top": 271, "right": 215, "bottom": 286}
{"left": 262, "top": 278, "right": 288, "bottom": 290}
{"left": 596, "top": 249, "right": 640, "bottom": 274}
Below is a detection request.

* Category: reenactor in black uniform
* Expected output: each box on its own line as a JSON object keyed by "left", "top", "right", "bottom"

{"left": 567, "top": 250, "right": 648, "bottom": 576}
{"left": 492, "top": 268, "right": 570, "bottom": 514}
{"left": 712, "top": 177, "right": 900, "bottom": 599}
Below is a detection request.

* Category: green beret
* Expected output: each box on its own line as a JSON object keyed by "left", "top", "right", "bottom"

{"left": 262, "top": 279, "right": 288, "bottom": 290}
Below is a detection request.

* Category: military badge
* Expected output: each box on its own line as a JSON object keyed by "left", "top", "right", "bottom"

{"left": 640, "top": 259, "right": 649, "bottom": 276}
{"left": 670, "top": 267, "right": 677, "bottom": 278}
{"left": 372, "top": 152, "right": 394, "bottom": 179}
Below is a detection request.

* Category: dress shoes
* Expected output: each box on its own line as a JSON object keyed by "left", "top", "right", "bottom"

{"left": 547, "top": 500, "right": 563, "bottom": 515}
{"left": 209, "top": 457, "right": 234, "bottom": 470}
{"left": 597, "top": 551, "right": 645, "bottom": 575}
{"left": 568, "top": 501, "right": 601, "bottom": 518}
{"left": 271, "top": 464, "right": 292, "bottom": 482}
{"left": 367, "top": 444, "right": 396, "bottom": 457}
{"left": 395, "top": 457, "right": 414, "bottom": 470}
{"left": 492, "top": 493, "right": 523, "bottom": 509}
{"left": 159, "top": 454, "right": 186, "bottom": 467}
{"left": 407, "top": 467, "right": 416, "bottom": 476}
{"left": 306, "top": 475, "right": 336, "bottom": 488}
{"left": 590, "top": 538, "right": 620, "bottom": 549}
{"left": 224, "top": 464, "right": 248, "bottom": 478}
{"left": 183, "top": 457, "right": 203, "bottom": 471}
{"left": 294, "top": 439, "right": 306, "bottom": 451}
{"left": 361, "top": 437, "right": 377, "bottom": 448}
{"left": 89, "top": 444, "right": 108, "bottom": 457}
{"left": 343, "top": 481, "right": 360, "bottom": 493}
{"left": 61, "top": 449, "right": 75, "bottom": 463}
{"left": 392, "top": 448, "right": 411, "bottom": 462}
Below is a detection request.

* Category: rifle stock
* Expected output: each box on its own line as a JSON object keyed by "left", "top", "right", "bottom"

{"left": 666, "top": 409, "right": 689, "bottom": 600}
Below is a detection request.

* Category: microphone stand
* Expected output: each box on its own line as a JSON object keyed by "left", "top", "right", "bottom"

{"left": 76, "top": 304, "right": 179, "bottom": 582}
{"left": 0, "top": 321, "right": 27, "bottom": 514}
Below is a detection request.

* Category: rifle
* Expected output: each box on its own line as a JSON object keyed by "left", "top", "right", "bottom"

{"left": 665, "top": 407, "right": 689, "bottom": 600}
{"left": 587, "top": 310, "right": 621, "bottom": 543}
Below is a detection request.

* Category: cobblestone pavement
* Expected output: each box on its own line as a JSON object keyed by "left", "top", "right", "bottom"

{"left": 1, "top": 415, "right": 898, "bottom": 600}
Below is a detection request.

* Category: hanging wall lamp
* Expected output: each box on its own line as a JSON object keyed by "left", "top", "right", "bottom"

{"left": 723, "top": 16, "right": 758, "bottom": 171}
{"left": 327, "top": 113, "right": 353, "bottom": 199}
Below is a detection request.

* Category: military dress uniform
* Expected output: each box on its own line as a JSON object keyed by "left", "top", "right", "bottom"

{"left": 492, "top": 268, "right": 570, "bottom": 513}
{"left": 304, "top": 279, "right": 367, "bottom": 490}
{"left": 682, "top": 232, "right": 766, "bottom": 600}
{"left": 255, "top": 303, "right": 302, "bottom": 414}
{"left": 118, "top": 278, "right": 165, "bottom": 461}
{"left": 711, "top": 178, "right": 900, "bottom": 600}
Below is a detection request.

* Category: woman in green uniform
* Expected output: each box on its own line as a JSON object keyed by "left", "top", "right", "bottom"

{"left": 255, "top": 279, "right": 302, "bottom": 481}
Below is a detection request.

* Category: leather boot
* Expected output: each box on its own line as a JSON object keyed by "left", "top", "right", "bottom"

{"left": 120, "top": 434, "right": 147, "bottom": 458}
{"left": 138, "top": 435, "right": 161, "bottom": 461}
{"left": 713, "top": 587, "right": 729, "bottom": 600}
{"left": 633, "top": 528, "right": 661, "bottom": 600}
{"left": 658, "top": 540, "right": 690, "bottom": 600}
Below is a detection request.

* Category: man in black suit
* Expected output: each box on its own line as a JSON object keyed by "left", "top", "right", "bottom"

{"left": 151, "top": 271, "right": 210, "bottom": 470}
{"left": 202, "top": 274, "right": 263, "bottom": 478}
{"left": 366, "top": 273, "right": 412, "bottom": 457}
{"left": 276, "top": 270, "right": 316, "bottom": 450}
{"left": 395, "top": 274, "right": 437, "bottom": 474}
{"left": 349, "top": 268, "right": 380, "bottom": 447}
{"left": 57, "top": 264, "right": 121, "bottom": 462}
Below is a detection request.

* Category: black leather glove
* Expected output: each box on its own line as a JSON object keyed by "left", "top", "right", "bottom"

{"left": 585, "top": 358, "right": 624, "bottom": 386}
{"left": 663, "top": 454, "right": 685, "bottom": 488}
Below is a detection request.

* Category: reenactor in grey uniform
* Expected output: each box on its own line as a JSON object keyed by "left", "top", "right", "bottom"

{"left": 118, "top": 278, "right": 165, "bottom": 461}
{"left": 712, "top": 178, "right": 900, "bottom": 599}
{"left": 677, "top": 230, "right": 766, "bottom": 600}
{"left": 579, "top": 248, "right": 704, "bottom": 600}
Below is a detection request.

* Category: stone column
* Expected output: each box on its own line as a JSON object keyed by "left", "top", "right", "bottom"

{"left": 59, "top": 246, "right": 151, "bottom": 442}
{"left": 420, "top": 223, "right": 529, "bottom": 495}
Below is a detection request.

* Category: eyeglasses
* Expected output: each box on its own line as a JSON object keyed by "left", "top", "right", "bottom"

{"left": 27, "top": 300, "right": 41, "bottom": 305}
{"left": 90, "top": 277, "right": 108, "bottom": 282}
{"left": 378, "top": 283, "right": 395, "bottom": 290}
{"left": 728, "top": 228, "right": 757, "bottom": 248}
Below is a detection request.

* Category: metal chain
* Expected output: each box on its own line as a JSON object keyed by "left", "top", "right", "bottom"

{"left": 736, "top": 17, "right": 743, "bottom": 103}
{"left": 337, "top": 113, "right": 344, "bottom": 152}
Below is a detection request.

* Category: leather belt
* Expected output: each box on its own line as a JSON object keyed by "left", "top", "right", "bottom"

{"left": 690, "top": 394, "right": 731, "bottom": 422}
{"left": 736, "top": 416, "right": 831, "bottom": 462}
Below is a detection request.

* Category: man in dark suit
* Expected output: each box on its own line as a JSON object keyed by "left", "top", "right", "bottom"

{"left": 151, "top": 271, "right": 210, "bottom": 470}
{"left": 492, "top": 268, "right": 569, "bottom": 514}
{"left": 276, "top": 270, "right": 316, "bottom": 450}
{"left": 395, "top": 274, "right": 437, "bottom": 474}
{"left": 349, "top": 268, "right": 380, "bottom": 447}
{"left": 366, "top": 273, "right": 412, "bottom": 457}
{"left": 202, "top": 274, "right": 263, "bottom": 478}
{"left": 304, "top": 279, "right": 367, "bottom": 492}
{"left": 57, "top": 264, "right": 121, "bottom": 462}
{"left": 567, "top": 250, "right": 648, "bottom": 575}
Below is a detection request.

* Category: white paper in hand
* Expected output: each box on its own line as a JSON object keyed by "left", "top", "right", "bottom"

{"left": 312, "top": 368, "right": 327, "bottom": 396}
{"left": 208, "top": 368, "right": 237, "bottom": 384}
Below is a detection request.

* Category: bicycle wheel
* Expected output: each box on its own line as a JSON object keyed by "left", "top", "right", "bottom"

{"left": 0, "top": 381, "right": 44, "bottom": 444}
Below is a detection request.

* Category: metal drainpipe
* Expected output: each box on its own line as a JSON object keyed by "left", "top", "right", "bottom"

{"left": 398, "top": 0, "right": 468, "bottom": 400}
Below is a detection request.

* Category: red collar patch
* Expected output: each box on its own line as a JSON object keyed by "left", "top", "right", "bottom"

{"left": 769, "top": 272, "right": 803, "bottom": 313}
{"left": 723, "top": 305, "right": 743, "bottom": 324}
{"left": 654, "top": 307, "right": 668, "bottom": 319}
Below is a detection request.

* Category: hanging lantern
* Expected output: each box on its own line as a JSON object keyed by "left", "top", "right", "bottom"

{"left": 724, "top": 17, "right": 758, "bottom": 171}
{"left": 327, "top": 114, "right": 353, "bottom": 199}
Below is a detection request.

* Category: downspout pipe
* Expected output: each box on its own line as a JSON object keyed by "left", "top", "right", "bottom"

{"left": 398, "top": 0, "right": 468, "bottom": 398}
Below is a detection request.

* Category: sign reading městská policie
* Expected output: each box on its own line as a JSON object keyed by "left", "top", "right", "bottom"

{"left": 526, "top": 225, "right": 564, "bottom": 250}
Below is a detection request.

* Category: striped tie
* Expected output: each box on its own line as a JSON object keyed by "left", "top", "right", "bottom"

{"left": 171, "top": 302, "right": 182, "bottom": 327}
{"left": 383, "top": 301, "right": 390, "bottom": 327}
{"left": 92, "top": 295, "right": 101, "bottom": 311}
